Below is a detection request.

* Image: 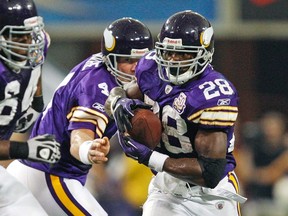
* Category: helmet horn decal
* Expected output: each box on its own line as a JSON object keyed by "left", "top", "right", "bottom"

{"left": 103, "top": 28, "right": 116, "bottom": 51}
{"left": 200, "top": 26, "right": 213, "bottom": 48}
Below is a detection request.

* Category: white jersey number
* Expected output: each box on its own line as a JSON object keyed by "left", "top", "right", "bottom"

{"left": 199, "top": 79, "right": 234, "bottom": 100}
{"left": 161, "top": 105, "right": 192, "bottom": 154}
{"left": 0, "top": 67, "right": 40, "bottom": 126}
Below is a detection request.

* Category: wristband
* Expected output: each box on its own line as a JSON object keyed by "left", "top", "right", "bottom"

{"left": 148, "top": 151, "right": 169, "bottom": 172}
{"left": 32, "top": 95, "right": 44, "bottom": 112}
{"left": 9, "top": 141, "right": 29, "bottom": 159}
{"left": 79, "top": 140, "right": 93, "bottom": 165}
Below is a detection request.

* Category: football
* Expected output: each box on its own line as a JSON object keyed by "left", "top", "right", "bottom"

{"left": 127, "top": 108, "right": 162, "bottom": 149}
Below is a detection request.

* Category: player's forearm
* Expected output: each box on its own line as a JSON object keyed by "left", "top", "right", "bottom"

{"left": 70, "top": 129, "right": 110, "bottom": 165}
{"left": 31, "top": 75, "right": 44, "bottom": 112}
{"left": 163, "top": 157, "right": 206, "bottom": 186}
{"left": 0, "top": 140, "right": 12, "bottom": 160}
{"left": 70, "top": 129, "right": 95, "bottom": 162}
{"left": 34, "top": 74, "right": 43, "bottom": 96}
{"left": 0, "top": 140, "right": 29, "bottom": 160}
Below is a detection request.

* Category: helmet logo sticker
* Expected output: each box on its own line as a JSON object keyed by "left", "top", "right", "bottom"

{"left": 24, "top": 16, "right": 43, "bottom": 28}
{"left": 200, "top": 26, "right": 213, "bottom": 48}
{"left": 131, "top": 48, "right": 149, "bottom": 57}
{"left": 103, "top": 28, "right": 116, "bottom": 51}
{"left": 163, "top": 37, "right": 183, "bottom": 46}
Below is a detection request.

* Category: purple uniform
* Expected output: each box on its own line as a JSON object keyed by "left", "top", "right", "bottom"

{"left": 0, "top": 63, "right": 40, "bottom": 139}
{"left": 0, "top": 30, "right": 49, "bottom": 140}
{"left": 136, "top": 51, "right": 238, "bottom": 176}
{"left": 0, "top": 32, "right": 50, "bottom": 140}
{"left": 21, "top": 53, "right": 117, "bottom": 185}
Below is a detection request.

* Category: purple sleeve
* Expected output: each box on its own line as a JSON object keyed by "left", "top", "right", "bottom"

{"left": 67, "top": 66, "right": 114, "bottom": 139}
{"left": 135, "top": 51, "right": 164, "bottom": 100}
{"left": 185, "top": 69, "right": 239, "bottom": 132}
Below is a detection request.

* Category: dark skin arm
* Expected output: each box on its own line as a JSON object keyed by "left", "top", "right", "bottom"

{"left": 126, "top": 81, "right": 227, "bottom": 187}
{"left": 0, "top": 140, "right": 12, "bottom": 160}
{"left": 35, "top": 74, "right": 43, "bottom": 96}
{"left": 163, "top": 130, "right": 227, "bottom": 186}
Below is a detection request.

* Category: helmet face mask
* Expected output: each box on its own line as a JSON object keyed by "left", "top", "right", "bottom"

{"left": 155, "top": 10, "right": 214, "bottom": 85}
{"left": 104, "top": 48, "right": 150, "bottom": 84}
{"left": 0, "top": 0, "right": 45, "bottom": 72}
{"left": 101, "top": 17, "right": 153, "bottom": 84}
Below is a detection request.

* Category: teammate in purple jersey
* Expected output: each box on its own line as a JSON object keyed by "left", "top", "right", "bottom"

{"left": 0, "top": 0, "right": 61, "bottom": 215}
{"left": 0, "top": 2, "right": 51, "bottom": 139}
{"left": 106, "top": 10, "right": 247, "bottom": 216}
{"left": 7, "top": 17, "right": 154, "bottom": 216}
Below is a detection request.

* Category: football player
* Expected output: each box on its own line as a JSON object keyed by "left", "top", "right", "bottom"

{"left": 106, "top": 10, "right": 247, "bottom": 216}
{"left": 7, "top": 17, "right": 154, "bottom": 215}
{"left": 0, "top": 0, "right": 60, "bottom": 215}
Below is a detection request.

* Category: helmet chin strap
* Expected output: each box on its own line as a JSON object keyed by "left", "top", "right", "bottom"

{"left": 166, "top": 65, "right": 194, "bottom": 85}
{"left": 7, "top": 59, "right": 27, "bottom": 73}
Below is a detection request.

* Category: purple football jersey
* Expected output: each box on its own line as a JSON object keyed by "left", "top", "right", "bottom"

{"left": 135, "top": 51, "right": 239, "bottom": 176}
{"left": 0, "top": 62, "right": 41, "bottom": 139}
{"left": 0, "top": 30, "right": 49, "bottom": 139}
{"left": 21, "top": 53, "right": 118, "bottom": 185}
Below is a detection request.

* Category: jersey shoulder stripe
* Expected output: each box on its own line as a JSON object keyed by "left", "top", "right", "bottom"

{"left": 67, "top": 106, "right": 108, "bottom": 137}
{"left": 67, "top": 106, "right": 108, "bottom": 124}
{"left": 188, "top": 106, "right": 238, "bottom": 127}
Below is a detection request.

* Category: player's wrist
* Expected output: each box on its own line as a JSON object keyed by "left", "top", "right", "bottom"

{"left": 79, "top": 140, "right": 93, "bottom": 165}
{"left": 32, "top": 95, "right": 44, "bottom": 112}
{"left": 148, "top": 151, "right": 169, "bottom": 172}
{"left": 9, "top": 141, "right": 29, "bottom": 159}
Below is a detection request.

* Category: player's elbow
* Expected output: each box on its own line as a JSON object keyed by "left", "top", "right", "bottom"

{"left": 198, "top": 156, "right": 227, "bottom": 188}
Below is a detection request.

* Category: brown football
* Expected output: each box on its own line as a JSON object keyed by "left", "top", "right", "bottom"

{"left": 127, "top": 108, "right": 162, "bottom": 149}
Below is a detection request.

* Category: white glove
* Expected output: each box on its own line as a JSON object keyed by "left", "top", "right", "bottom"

{"left": 14, "top": 107, "right": 40, "bottom": 133}
{"left": 27, "top": 134, "right": 61, "bottom": 163}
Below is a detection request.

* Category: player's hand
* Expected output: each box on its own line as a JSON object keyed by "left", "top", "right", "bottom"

{"left": 27, "top": 134, "right": 61, "bottom": 163}
{"left": 14, "top": 107, "right": 40, "bottom": 133}
{"left": 88, "top": 137, "right": 110, "bottom": 164}
{"left": 113, "top": 98, "right": 152, "bottom": 133}
{"left": 117, "top": 132, "right": 152, "bottom": 165}
{"left": 104, "top": 87, "right": 127, "bottom": 117}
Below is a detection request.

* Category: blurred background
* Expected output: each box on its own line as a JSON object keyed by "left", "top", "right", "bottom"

{"left": 10, "top": 0, "right": 288, "bottom": 215}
